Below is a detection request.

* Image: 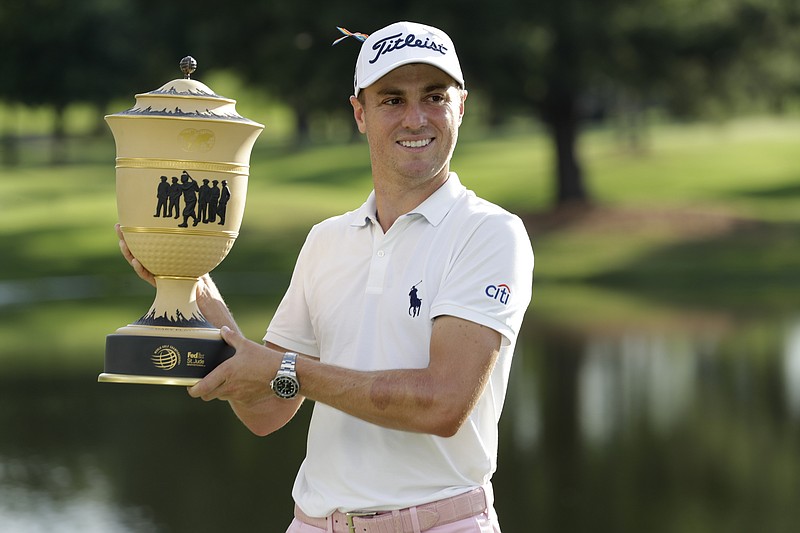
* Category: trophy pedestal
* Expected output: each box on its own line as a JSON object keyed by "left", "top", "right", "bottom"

{"left": 100, "top": 327, "right": 235, "bottom": 386}
{"left": 99, "top": 277, "right": 234, "bottom": 386}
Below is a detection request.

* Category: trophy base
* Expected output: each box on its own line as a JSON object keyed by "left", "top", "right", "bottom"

{"left": 97, "top": 373, "right": 203, "bottom": 386}
{"left": 100, "top": 332, "right": 235, "bottom": 386}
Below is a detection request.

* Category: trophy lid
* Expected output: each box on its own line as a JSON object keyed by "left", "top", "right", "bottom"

{"left": 108, "top": 56, "right": 263, "bottom": 128}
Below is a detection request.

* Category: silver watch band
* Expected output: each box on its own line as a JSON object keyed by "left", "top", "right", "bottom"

{"left": 280, "top": 351, "right": 298, "bottom": 373}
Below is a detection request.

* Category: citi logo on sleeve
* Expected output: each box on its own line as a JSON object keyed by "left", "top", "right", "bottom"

{"left": 485, "top": 284, "right": 511, "bottom": 305}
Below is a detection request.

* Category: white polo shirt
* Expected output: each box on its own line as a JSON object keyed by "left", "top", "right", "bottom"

{"left": 264, "top": 173, "right": 534, "bottom": 517}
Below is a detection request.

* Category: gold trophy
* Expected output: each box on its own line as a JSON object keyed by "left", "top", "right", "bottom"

{"left": 99, "top": 57, "right": 264, "bottom": 386}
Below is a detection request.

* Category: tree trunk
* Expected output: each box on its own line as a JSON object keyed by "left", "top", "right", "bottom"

{"left": 93, "top": 102, "right": 111, "bottom": 137}
{"left": 293, "top": 106, "right": 311, "bottom": 147}
{"left": 542, "top": 88, "right": 590, "bottom": 207}
{"left": 1, "top": 105, "right": 20, "bottom": 167}
{"left": 51, "top": 103, "right": 68, "bottom": 165}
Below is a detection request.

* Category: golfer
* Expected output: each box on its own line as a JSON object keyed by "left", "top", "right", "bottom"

{"left": 120, "top": 21, "right": 533, "bottom": 532}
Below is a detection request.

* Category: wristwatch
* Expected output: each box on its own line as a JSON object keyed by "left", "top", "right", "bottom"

{"left": 270, "top": 351, "right": 300, "bottom": 399}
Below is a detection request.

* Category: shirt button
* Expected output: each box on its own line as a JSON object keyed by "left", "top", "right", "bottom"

{"left": 377, "top": 250, "right": 385, "bottom": 258}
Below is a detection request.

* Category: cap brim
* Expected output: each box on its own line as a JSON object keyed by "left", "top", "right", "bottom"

{"left": 356, "top": 58, "right": 465, "bottom": 96}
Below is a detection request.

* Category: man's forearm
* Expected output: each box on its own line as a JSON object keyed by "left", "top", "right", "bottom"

{"left": 229, "top": 394, "right": 305, "bottom": 437}
{"left": 295, "top": 358, "right": 470, "bottom": 438}
{"left": 196, "top": 274, "right": 242, "bottom": 334}
{"left": 293, "top": 316, "right": 499, "bottom": 437}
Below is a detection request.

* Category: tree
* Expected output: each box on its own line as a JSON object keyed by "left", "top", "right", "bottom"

{"left": 0, "top": 0, "right": 150, "bottom": 164}
{"left": 175, "top": 0, "right": 362, "bottom": 144}
{"left": 3, "top": 0, "right": 798, "bottom": 196}
{"left": 452, "top": 0, "right": 800, "bottom": 207}
{"left": 197, "top": 0, "right": 799, "bottom": 205}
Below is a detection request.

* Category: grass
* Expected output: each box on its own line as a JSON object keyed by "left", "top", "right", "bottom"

{"left": 583, "top": 118, "right": 800, "bottom": 220}
{"left": 1, "top": 113, "right": 800, "bottom": 367}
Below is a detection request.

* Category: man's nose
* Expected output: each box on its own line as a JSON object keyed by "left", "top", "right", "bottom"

{"left": 402, "top": 102, "right": 428, "bottom": 130}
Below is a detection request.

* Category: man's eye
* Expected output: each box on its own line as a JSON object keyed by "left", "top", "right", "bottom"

{"left": 384, "top": 97, "right": 403, "bottom": 105}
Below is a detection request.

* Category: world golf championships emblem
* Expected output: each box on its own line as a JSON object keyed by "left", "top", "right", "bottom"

{"left": 151, "top": 345, "right": 181, "bottom": 371}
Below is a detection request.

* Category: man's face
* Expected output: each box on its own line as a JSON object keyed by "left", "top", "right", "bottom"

{"left": 351, "top": 64, "right": 466, "bottom": 186}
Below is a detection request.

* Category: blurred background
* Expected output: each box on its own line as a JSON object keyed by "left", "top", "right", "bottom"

{"left": 2, "top": 1, "right": 800, "bottom": 532}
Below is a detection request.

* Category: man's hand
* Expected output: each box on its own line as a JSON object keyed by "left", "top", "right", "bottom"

{"left": 115, "top": 223, "right": 156, "bottom": 287}
{"left": 188, "top": 326, "right": 280, "bottom": 405}
{"left": 187, "top": 327, "right": 304, "bottom": 436}
{"left": 115, "top": 223, "right": 240, "bottom": 332}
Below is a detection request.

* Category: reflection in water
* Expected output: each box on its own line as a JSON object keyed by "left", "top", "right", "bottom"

{"left": 579, "top": 333, "right": 700, "bottom": 446}
{"left": 506, "top": 336, "right": 541, "bottom": 451}
{"left": 782, "top": 317, "right": 800, "bottom": 419}
{"left": 0, "top": 459, "right": 154, "bottom": 532}
{"left": 496, "top": 315, "right": 800, "bottom": 533}
{"left": 2, "top": 315, "right": 800, "bottom": 532}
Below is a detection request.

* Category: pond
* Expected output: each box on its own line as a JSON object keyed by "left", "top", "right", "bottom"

{"left": 1, "top": 306, "right": 799, "bottom": 533}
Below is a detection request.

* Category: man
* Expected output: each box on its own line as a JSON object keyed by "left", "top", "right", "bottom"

{"left": 153, "top": 175, "right": 169, "bottom": 217}
{"left": 119, "top": 21, "right": 533, "bottom": 533}
{"left": 167, "top": 176, "right": 181, "bottom": 219}
{"left": 198, "top": 178, "right": 212, "bottom": 223}
{"left": 216, "top": 179, "right": 230, "bottom": 225}
{"left": 177, "top": 170, "right": 200, "bottom": 228}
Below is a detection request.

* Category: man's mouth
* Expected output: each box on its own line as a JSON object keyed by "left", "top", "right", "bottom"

{"left": 398, "top": 138, "right": 433, "bottom": 148}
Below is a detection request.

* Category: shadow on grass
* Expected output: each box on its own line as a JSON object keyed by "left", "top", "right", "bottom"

{"left": 252, "top": 144, "right": 371, "bottom": 187}
{"left": 727, "top": 182, "right": 800, "bottom": 199}
{"left": 523, "top": 204, "right": 800, "bottom": 317}
{"left": 276, "top": 161, "right": 371, "bottom": 187}
{"left": 0, "top": 222, "right": 309, "bottom": 281}
{"left": 586, "top": 221, "right": 800, "bottom": 315}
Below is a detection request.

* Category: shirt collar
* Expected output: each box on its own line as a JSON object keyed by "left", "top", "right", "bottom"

{"left": 349, "top": 172, "right": 465, "bottom": 228}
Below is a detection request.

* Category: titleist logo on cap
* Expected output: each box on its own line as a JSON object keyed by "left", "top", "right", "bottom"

{"left": 368, "top": 32, "right": 448, "bottom": 64}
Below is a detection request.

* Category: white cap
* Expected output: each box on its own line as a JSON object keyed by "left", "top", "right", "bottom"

{"left": 353, "top": 21, "right": 464, "bottom": 97}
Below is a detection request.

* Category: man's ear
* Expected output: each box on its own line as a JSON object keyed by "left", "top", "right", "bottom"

{"left": 350, "top": 95, "right": 367, "bottom": 134}
{"left": 457, "top": 89, "right": 467, "bottom": 126}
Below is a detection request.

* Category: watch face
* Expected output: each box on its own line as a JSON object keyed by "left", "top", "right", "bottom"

{"left": 272, "top": 375, "right": 299, "bottom": 399}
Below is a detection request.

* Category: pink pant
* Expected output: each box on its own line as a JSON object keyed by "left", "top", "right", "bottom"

{"left": 284, "top": 509, "right": 501, "bottom": 533}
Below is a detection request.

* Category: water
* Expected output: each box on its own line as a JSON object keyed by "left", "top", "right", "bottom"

{"left": 2, "top": 314, "right": 799, "bottom": 532}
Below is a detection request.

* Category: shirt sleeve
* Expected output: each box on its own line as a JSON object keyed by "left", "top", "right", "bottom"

{"left": 430, "top": 211, "right": 534, "bottom": 346}
{"left": 263, "top": 230, "right": 321, "bottom": 358}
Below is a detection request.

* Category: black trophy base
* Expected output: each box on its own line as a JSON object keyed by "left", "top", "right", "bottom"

{"left": 99, "top": 333, "right": 235, "bottom": 386}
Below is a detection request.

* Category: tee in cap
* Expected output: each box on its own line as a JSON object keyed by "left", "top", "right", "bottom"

{"left": 353, "top": 21, "right": 464, "bottom": 97}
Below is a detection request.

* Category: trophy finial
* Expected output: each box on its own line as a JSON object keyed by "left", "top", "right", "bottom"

{"left": 180, "top": 56, "right": 197, "bottom": 79}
